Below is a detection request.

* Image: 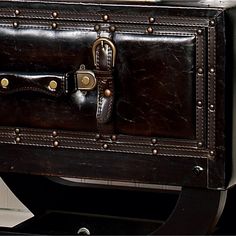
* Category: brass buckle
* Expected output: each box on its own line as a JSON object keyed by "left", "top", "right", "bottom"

{"left": 75, "top": 65, "right": 97, "bottom": 91}
{"left": 92, "top": 37, "right": 116, "bottom": 67}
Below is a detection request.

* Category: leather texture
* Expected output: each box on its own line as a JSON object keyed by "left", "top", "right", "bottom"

{"left": 0, "top": 1, "right": 233, "bottom": 190}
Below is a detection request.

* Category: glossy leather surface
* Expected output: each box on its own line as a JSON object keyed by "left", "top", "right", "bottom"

{"left": 0, "top": 26, "right": 196, "bottom": 138}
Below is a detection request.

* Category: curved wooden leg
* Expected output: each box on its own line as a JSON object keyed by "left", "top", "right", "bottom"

{"left": 151, "top": 187, "right": 227, "bottom": 235}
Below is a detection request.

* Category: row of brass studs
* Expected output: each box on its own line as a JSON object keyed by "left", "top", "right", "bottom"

{"left": 0, "top": 77, "right": 57, "bottom": 91}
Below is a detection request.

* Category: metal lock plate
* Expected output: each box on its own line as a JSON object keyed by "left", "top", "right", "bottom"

{"left": 75, "top": 67, "right": 96, "bottom": 91}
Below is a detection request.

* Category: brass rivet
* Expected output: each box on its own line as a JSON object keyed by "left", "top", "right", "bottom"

{"left": 15, "top": 128, "right": 20, "bottom": 134}
{"left": 210, "top": 68, "right": 215, "bottom": 73}
{"left": 103, "top": 14, "right": 109, "bottom": 21}
{"left": 152, "top": 138, "right": 157, "bottom": 144}
{"left": 52, "top": 131, "right": 57, "bottom": 137}
{"left": 94, "top": 24, "right": 100, "bottom": 32}
{"left": 209, "top": 104, "right": 215, "bottom": 111}
{"left": 52, "top": 11, "right": 58, "bottom": 18}
{"left": 210, "top": 20, "right": 215, "bottom": 26}
{"left": 197, "top": 29, "right": 203, "bottom": 35}
{"left": 111, "top": 135, "right": 117, "bottom": 141}
{"left": 52, "top": 22, "right": 58, "bottom": 29}
{"left": 109, "top": 25, "right": 116, "bottom": 32}
{"left": 147, "top": 26, "right": 153, "bottom": 34}
{"left": 49, "top": 80, "right": 58, "bottom": 90}
{"left": 103, "top": 144, "right": 108, "bottom": 149}
{"left": 210, "top": 151, "right": 215, "bottom": 156}
{"left": 198, "top": 68, "right": 203, "bottom": 74}
{"left": 95, "top": 134, "right": 101, "bottom": 140}
{"left": 15, "top": 137, "right": 21, "bottom": 143}
{"left": 152, "top": 149, "right": 158, "bottom": 155}
{"left": 81, "top": 76, "right": 90, "bottom": 86}
{"left": 197, "top": 141, "right": 203, "bottom": 148}
{"left": 197, "top": 101, "right": 203, "bottom": 107}
{"left": 15, "top": 10, "right": 20, "bottom": 16}
{"left": 13, "top": 22, "right": 19, "bottom": 28}
{"left": 104, "top": 89, "right": 112, "bottom": 97}
{"left": 53, "top": 140, "right": 59, "bottom": 147}
{"left": 149, "top": 17, "right": 155, "bottom": 23}
{"left": 1, "top": 78, "right": 9, "bottom": 88}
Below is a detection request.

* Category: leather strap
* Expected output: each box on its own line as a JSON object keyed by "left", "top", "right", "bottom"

{"left": 92, "top": 37, "right": 116, "bottom": 128}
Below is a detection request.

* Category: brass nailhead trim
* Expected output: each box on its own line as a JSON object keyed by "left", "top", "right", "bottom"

{"left": 15, "top": 128, "right": 20, "bottom": 134}
{"left": 52, "top": 131, "right": 57, "bottom": 137}
{"left": 109, "top": 25, "right": 116, "bottom": 32}
{"left": 103, "top": 144, "right": 108, "bottom": 149}
{"left": 111, "top": 135, "right": 117, "bottom": 141}
{"left": 210, "top": 151, "right": 215, "bottom": 156}
{"left": 15, "top": 137, "right": 21, "bottom": 143}
{"left": 151, "top": 138, "right": 157, "bottom": 144}
{"left": 15, "top": 10, "right": 20, "bottom": 16}
{"left": 102, "top": 15, "right": 109, "bottom": 21}
{"left": 104, "top": 89, "right": 112, "bottom": 97}
{"left": 197, "top": 141, "right": 203, "bottom": 148}
{"left": 53, "top": 140, "right": 59, "bottom": 147}
{"left": 197, "top": 29, "right": 203, "bottom": 35}
{"left": 198, "top": 68, "right": 203, "bottom": 74}
{"left": 210, "top": 68, "right": 215, "bottom": 73}
{"left": 95, "top": 134, "right": 101, "bottom": 140}
{"left": 13, "top": 22, "right": 19, "bottom": 28}
{"left": 209, "top": 104, "right": 215, "bottom": 112}
{"left": 94, "top": 24, "right": 100, "bottom": 32}
{"left": 149, "top": 17, "right": 155, "bottom": 23}
{"left": 152, "top": 149, "right": 158, "bottom": 155}
{"left": 209, "top": 20, "right": 215, "bottom": 26}
{"left": 52, "top": 22, "right": 58, "bottom": 29}
{"left": 197, "top": 101, "right": 203, "bottom": 107}
{"left": 147, "top": 27, "right": 153, "bottom": 34}
{"left": 52, "top": 12, "right": 58, "bottom": 18}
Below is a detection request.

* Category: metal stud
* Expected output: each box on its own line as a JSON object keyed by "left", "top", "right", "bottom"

{"left": 197, "top": 141, "right": 203, "bottom": 148}
{"left": 53, "top": 140, "right": 59, "bottom": 147}
{"left": 209, "top": 20, "right": 215, "bottom": 26}
{"left": 52, "top": 11, "right": 58, "bottom": 18}
{"left": 198, "top": 68, "right": 203, "bottom": 74}
{"left": 152, "top": 149, "right": 158, "bottom": 155}
{"left": 151, "top": 138, "right": 157, "bottom": 144}
{"left": 197, "top": 100, "right": 203, "bottom": 108}
{"left": 197, "top": 29, "right": 203, "bottom": 35}
{"left": 94, "top": 24, "right": 100, "bottom": 32}
{"left": 52, "top": 131, "right": 57, "bottom": 137}
{"left": 10, "top": 166, "right": 14, "bottom": 170}
{"left": 15, "top": 10, "right": 20, "bottom": 16}
{"left": 210, "top": 68, "right": 215, "bottom": 73}
{"left": 102, "top": 14, "right": 109, "bottom": 21}
{"left": 109, "top": 25, "right": 116, "bottom": 32}
{"left": 149, "top": 17, "right": 155, "bottom": 23}
{"left": 15, "top": 128, "right": 20, "bottom": 134}
{"left": 103, "top": 143, "right": 108, "bottom": 149}
{"left": 1, "top": 78, "right": 9, "bottom": 89}
{"left": 49, "top": 80, "right": 58, "bottom": 90}
{"left": 52, "top": 22, "right": 58, "bottom": 29}
{"left": 111, "top": 135, "right": 117, "bottom": 141}
{"left": 209, "top": 104, "right": 215, "bottom": 112}
{"left": 210, "top": 151, "right": 215, "bottom": 156}
{"left": 147, "top": 26, "right": 153, "bottom": 34}
{"left": 95, "top": 134, "right": 101, "bottom": 140}
{"left": 104, "top": 89, "right": 112, "bottom": 97}
{"left": 15, "top": 137, "right": 21, "bottom": 143}
{"left": 13, "top": 22, "right": 19, "bottom": 28}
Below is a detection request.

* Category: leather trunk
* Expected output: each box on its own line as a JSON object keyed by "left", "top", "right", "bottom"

{"left": 0, "top": 0, "right": 235, "bottom": 190}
